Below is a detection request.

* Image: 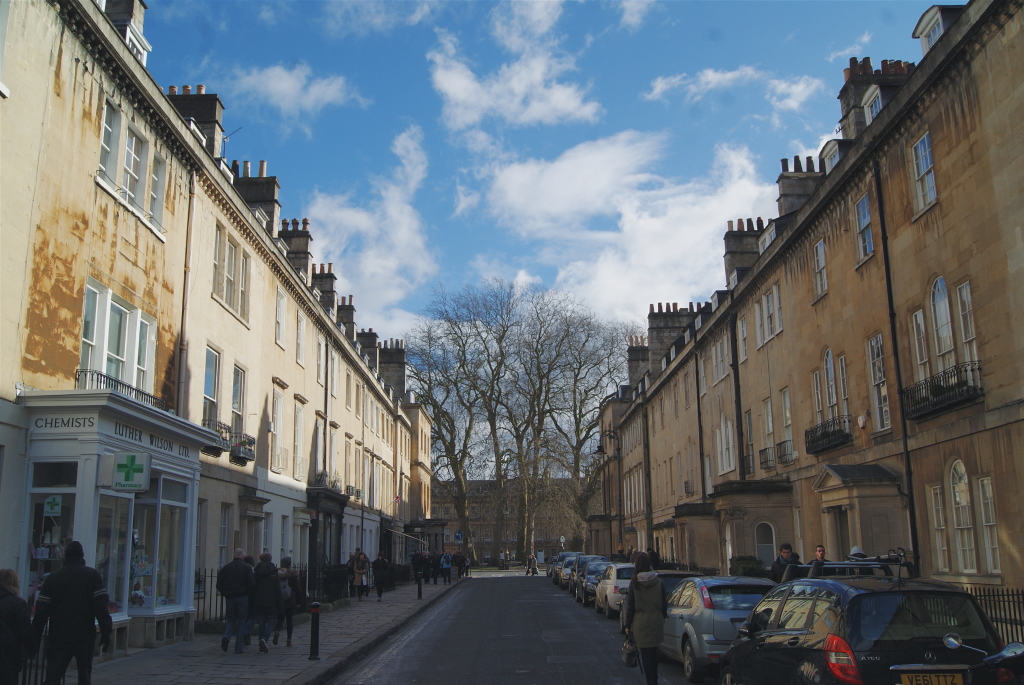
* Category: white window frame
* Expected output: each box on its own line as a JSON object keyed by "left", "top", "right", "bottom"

{"left": 862, "top": 85, "right": 883, "bottom": 125}
{"left": 293, "top": 403, "right": 305, "bottom": 481}
{"left": 212, "top": 227, "right": 250, "bottom": 321}
{"left": 203, "top": 346, "right": 220, "bottom": 422}
{"left": 231, "top": 365, "right": 245, "bottom": 433}
{"left": 296, "top": 312, "right": 306, "bottom": 365}
{"left": 271, "top": 391, "right": 284, "bottom": 473}
{"left": 912, "top": 310, "right": 930, "bottom": 382}
{"left": 738, "top": 317, "right": 748, "bottom": 361}
{"left": 781, "top": 388, "right": 792, "bottom": 446}
{"left": 977, "top": 477, "right": 999, "bottom": 574}
{"left": 823, "top": 350, "right": 838, "bottom": 420}
{"left": 932, "top": 277, "right": 955, "bottom": 372}
{"left": 78, "top": 280, "right": 156, "bottom": 392}
{"left": 121, "top": 127, "right": 147, "bottom": 209}
{"left": 763, "top": 398, "right": 774, "bottom": 443}
{"left": 931, "top": 486, "right": 950, "bottom": 573}
{"left": 838, "top": 355, "right": 849, "bottom": 417}
{"left": 813, "top": 239, "right": 828, "bottom": 297}
{"left": 868, "top": 334, "right": 891, "bottom": 430}
{"left": 149, "top": 154, "right": 166, "bottom": 228}
{"left": 913, "top": 132, "right": 937, "bottom": 210}
{"left": 956, "top": 282, "right": 977, "bottom": 364}
{"left": 855, "top": 194, "right": 874, "bottom": 259}
{"left": 275, "top": 287, "right": 287, "bottom": 347}
{"left": 949, "top": 460, "right": 977, "bottom": 573}
{"left": 812, "top": 371, "right": 823, "bottom": 425}
{"left": 317, "top": 334, "right": 326, "bottom": 385}
{"left": 98, "top": 101, "right": 121, "bottom": 185}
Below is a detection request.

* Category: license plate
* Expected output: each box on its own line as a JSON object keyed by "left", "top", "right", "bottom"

{"left": 899, "top": 674, "right": 963, "bottom": 685}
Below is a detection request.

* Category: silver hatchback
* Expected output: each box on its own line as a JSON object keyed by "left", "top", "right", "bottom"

{"left": 659, "top": 576, "right": 775, "bottom": 683}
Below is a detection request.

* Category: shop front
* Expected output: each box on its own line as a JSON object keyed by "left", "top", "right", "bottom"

{"left": 20, "top": 390, "right": 216, "bottom": 652}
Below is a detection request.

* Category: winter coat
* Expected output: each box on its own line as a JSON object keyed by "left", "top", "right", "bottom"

{"left": 278, "top": 568, "right": 302, "bottom": 610}
{"left": 371, "top": 558, "right": 389, "bottom": 586}
{"left": 354, "top": 558, "right": 370, "bottom": 586}
{"left": 32, "top": 557, "right": 113, "bottom": 645}
{"left": 216, "top": 558, "right": 256, "bottom": 599}
{"left": 253, "top": 561, "right": 283, "bottom": 612}
{"left": 770, "top": 553, "right": 801, "bottom": 583}
{"left": 623, "top": 572, "right": 666, "bottom": 649}
{"left": 440, "top": 554, "right": 451, "bottom": 569}
{"left": 0, "top": 587, "right": 34, "bottom": 674}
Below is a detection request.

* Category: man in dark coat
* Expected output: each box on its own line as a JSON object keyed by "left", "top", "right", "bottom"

{"left": 429, "top": 552, "right": 441, "bottom": 584}
{"left": 31, "top": 541, "right": 112, "bottom": 685}
{"left": 770, "top": 543, "right": 801, "bottom": 583}
{"left": 216, "top": 547, "right": 256, "bottom": 654}
{"left": 371, "top": 552, "right": 389, "bottom": 602}
{"left": 0, "top": 569, "right": 35, "bottom": 685}
{"left": 252, "top": 553, "right": 283, "bottom": 653}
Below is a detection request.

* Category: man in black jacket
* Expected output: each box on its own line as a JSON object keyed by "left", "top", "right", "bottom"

{"left": 251, "top": 553, "right": 282, "bottom": 653}
{"left": 0, "top": 569, "right": 35, "bottom": 685}
{"left": 32, "top": 541, "right": 112, "bottom": 685}
{"left": 217, "top": 548, "right": 256, "bottom": 654}
{"left": 769, "top": 543, "right": 801, "bottom": 583}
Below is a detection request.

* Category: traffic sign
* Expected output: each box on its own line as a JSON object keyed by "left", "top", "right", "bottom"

{"left": 559, "top": 535, "right": 565, "bottom": 543}
{"left": 454, "top": 530, "right": 464, "bottom": 541}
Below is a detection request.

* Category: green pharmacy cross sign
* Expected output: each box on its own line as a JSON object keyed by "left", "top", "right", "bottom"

{"left": 113, "top": 451, "right": 151, "bottom": 492}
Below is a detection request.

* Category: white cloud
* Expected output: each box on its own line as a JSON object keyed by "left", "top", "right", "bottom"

{"left": 427, "top": 3, "right": 602, "bottom": 131}
{"left": 323, "top": 1, "right": 435, "bottom": 37}
{"left": 642, "top": 66, "right": 764, "bottom": 103}
{"left": 827, "top": 31, "right": 873, "bottom": 63}
{"left": 305, "top": 126, "right": 437, "bottom": 331}
{"left": 766, "top": 75, "right": 826, "bottom": 126}
{"left": 487, "top": 130, "right": 665, "bottom": 238}
{"left": 619, "top": 0, "right": 655, "bottom": 30}
{"left": 229, "top": 63, "right": 368, "bottom": 130}
{"left": 642, "top": 74, "right": 686, "bottom": 102}
{"left": 453, "top": 182, "right": 480, "bottom": 217}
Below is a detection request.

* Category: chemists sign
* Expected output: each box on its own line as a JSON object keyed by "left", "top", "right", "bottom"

{"left": 112, "top": 452, "right": 151, "bottom": 492}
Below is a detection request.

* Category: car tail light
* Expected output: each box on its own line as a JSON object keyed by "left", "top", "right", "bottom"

{"left": 613, "top": 586, "right": 620, "bottom": 594}
{"left": 823, "top": 635, "right": 862, "bottom": 685}
{"left": 700, "top": 586, "right": 714, "bottom": 609}
{"left": 997, "top": 668, "right": 1014, "bottom": 684}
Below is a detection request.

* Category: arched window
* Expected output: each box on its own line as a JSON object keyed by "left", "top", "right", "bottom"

{"left": 949, "top": 460, "right": 977, "bottom": 573}
{"left": 754, "top": 522, "right": 776, "bottom": 568}
{"left": 932, "top": 278, "right": 955, "bottom": 371}
{"left": 824, "top": 350, "right": 837, "bottom": 419}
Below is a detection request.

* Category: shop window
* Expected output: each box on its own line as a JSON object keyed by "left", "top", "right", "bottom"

{"left": 96, "top": 495, "right": 130, "bottom": 613}
{"left": 131, "top": 477, "right": 190, "bottom": 610}
{"left": 32, "top": 462, "right": 78, "bottom": 488}
{"left": 28, "top": 490, "right": 77, "bottom": 608}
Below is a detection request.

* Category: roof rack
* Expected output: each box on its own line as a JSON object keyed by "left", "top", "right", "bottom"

{"left": 779, "top": 553, "right": 919, "bottom": 583}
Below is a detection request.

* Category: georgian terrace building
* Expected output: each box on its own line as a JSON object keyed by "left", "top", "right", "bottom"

{"left": 595, "top": 0, "right": 1024, "bottom": 586}
{"left": 0, "top": 0, "right": 430, "bottom": 654}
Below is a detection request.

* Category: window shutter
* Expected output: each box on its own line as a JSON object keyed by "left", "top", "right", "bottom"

{"left": 754, "top": 302, "right": 764, "bottom": 347}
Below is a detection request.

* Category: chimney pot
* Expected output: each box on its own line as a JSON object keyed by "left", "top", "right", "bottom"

{"left": 197, "top": 84, "right": 206, "bottom": 94}
{"left": 747, "top": 218, "right": 755, "bottom": 231}
{"left": 843, "top": 67, "right": 851, "bottom": 82}
{"left": 649, "top": 304, "right": 655, "bottom": 313}
{"left": 292, "top": 219, "right": 299, "bottom": 231}
{"left": 183, "top": 85, "right": 192, "bottom": 95}
{"left": 231, "top": 160, "right": 240, "bottom": 177}
{"left": 806, "top": 156, "right": 815, "bottom": 173}
{"left": 756, "top": 217, "right": 765, "bottom": 231}
{"left": 794, "top": 156, "right": 803, "bottom": 173}
{"left": 243, "top": 161, "right": 251, "bottom": 177}
{"left": 302, "top": 218, "right": 310, "bottom": 231}
{"left": 328, "top": 263, "right": 333, "bottom": 273}
{"left": 673, "top": 302, "right": 678, "bottom": 312}
{"left": 282, "top": 219, "right": 290, "bottom": 233}
{"left": 689, "top": 302, "right": 694, "bottom": 312}
{"left": 259, "top": 160, "right": 267, "bottom": 177}
{"left": 168, "top": 85, "right": 178, "bottom": 95}
{"left": 727, "top": 220, "right": 734, "bottom": 231}
{"left": 781, "top": 158, "right": 790, "bottom": 173}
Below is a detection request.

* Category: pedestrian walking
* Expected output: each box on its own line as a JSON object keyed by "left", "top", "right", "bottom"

{"left": 0, "top": 569, "right": 34, "bottom": 685}
{"left": 252, "top": 553, "right": 282, "bottom": 654}
{"left": 347, "top": 547, "right": 361, "bottom": 597}
{"left": 623, "top": 553, "right": 665, "bottom": 685}
{"left": 273, "top": 556, "right": 303, "bottom": 647}
{"left": 769, "top": 543, "right": 800, "bottom": 583}
{"left": 241, "top": 554, "right": 256, "bottom": 645}
{"left": 464, "top": 554, "right": 472, "bottom": 577}
{"left": 353, "top": 552, "right": 370, "bottom": 600}
{"left": 440, "top": 551, "right": 452, "bottom": 584}
{"left": 429, "top": 552, "right": 440, "bottom": 584}
{"left": 216, "top": 547, "right": 256, "bottom": 654}
{"left": 526, "top": 554, "right": 538, "bottom": 576}
{"left": 647, "top": 547, "right": 660, "bottom": 570}
{"left": 31, "top": 541, "right": 113, "bottom": 685}
{"left": 371, "top": 552, "right": 389, "bottom": 601}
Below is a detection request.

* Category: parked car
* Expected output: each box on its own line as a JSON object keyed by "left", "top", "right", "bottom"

{"left": 552, "top": 552, "right": 581, "bottom": 585}
{"left": 569, "top": 555, "right": 608, "bottom": 596}
{"left": 560, "top": 554, "right": 587, "bottom": 590}
{"left": 719, "top": 566, "right": 1004, "bottom": 685}
{"left": 549, "top": 551, "right": 579, "bottom": 582}
{"left": 620, "top": 569, "right": 705, "bottom": 633}
{"left": 596, "top": 562, "right": 634, "bottom": 618}
{"left": 659, "top": 576, "right": 775, "bottom": 682}
{"left": 575, "top": 559, "right": 611, "bottom": 606}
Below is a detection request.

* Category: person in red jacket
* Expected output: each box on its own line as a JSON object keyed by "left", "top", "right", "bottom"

{"left": 32, "top": 541, "right": 112, "bottom": 685}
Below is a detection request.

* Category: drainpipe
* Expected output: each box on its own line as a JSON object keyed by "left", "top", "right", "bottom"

{"left": 872, "top": 156, "right": 922, "bottom": 570}
{"left": 641, "top": 401, "right": 653, "bottom": 552}
{"left": 729, "top": 313, "right": 746, "bottom": 480}
{"left": 177, "top": 170, "right": 197, "bottom": 418}
{"left": 695, "top": 355, "right": 707, "bottom": 499}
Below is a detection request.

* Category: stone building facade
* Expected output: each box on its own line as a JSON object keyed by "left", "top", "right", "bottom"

{"left": 595, "top": 0, "right": 1024, "bottom": 586}
{"left": 0, "top": 0, "right": 430, "bottom": 654}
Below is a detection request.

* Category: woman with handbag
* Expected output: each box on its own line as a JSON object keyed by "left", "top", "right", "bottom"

{"left": 353, "top": 553, "right": 370, "bottom": 600}
{"left": 623, "top": 553, "right": 665, "bottom": 685}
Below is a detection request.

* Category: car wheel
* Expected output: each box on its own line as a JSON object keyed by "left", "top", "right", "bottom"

{"left": 719, "top": 667, "right": 736, "bottom": 685}
{"left": 595, "top": 596, "right": 602, "bottom": 612}
{"left": 683, "top": 639, "right": 704, "bottom": 683}
{"left": 606, "top": 605, "right": 617, "bottom": 620}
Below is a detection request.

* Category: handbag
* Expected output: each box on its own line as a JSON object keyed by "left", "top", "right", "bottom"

{"left": 621, "top": 634, "right": 638, "bottom": 668}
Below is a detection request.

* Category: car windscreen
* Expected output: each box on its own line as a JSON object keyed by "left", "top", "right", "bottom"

{"left": 586, "top": 563, "right": 610, "bottom": 577}
{"left": 845, "top": 592, "right": 991, "bottom": 651}
{"left": 616, "top": 567, "right": 634, "bottom": 580}
{"left": 708, "top": 585, "right": 771, "bottom": 611}
{"left": 660, "top": 576, "right": 687, "bottom": 597}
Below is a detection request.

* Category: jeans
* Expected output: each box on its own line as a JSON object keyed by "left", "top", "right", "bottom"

{"left": 275, "top": 607, "right": 294, "bottom": 639}
{"left": 376, "top": 581, "right": 385, "bottom": 598}
{"left": 44, "top": 639, "right": 94, "bottom": 685}
{"left": 442, "top": 568, "right": 451, "bottom": 584}
{"left": 222, "top": 595, "right": 249, "bottom": 652}
{"left": 638, "top": 646, "right": 659, "bottom": 685}
{"left": 255, "top": 607, "right": 275, "bottom": 643}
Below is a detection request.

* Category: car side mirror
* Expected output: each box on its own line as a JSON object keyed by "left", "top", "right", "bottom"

{"left": 738, "top": 622, "right": 753, "bottom": 639}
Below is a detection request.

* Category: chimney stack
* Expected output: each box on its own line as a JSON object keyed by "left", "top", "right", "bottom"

{"left": 357, "top": 329, "right": 380, "bottom": 370}
{"left": 627, "top": 336, "right": 650, "bottom": 389}
{"left": 235, "top": 160, "right": 281, "bottom": 235}
{"left": 724, "top": 217, "right": 763, "bottom": 283}
{"left": 379, "top": 338, "right": 409, "bottom": 399}
{"left": 838, "top": 55, "right": 916, "bottom": 139}
{"left": 167, "top": 84, "right": 226, "bottom": 158}
{"left": 776, "top": 153, "right": 824, "bottom": 216}
{"left": 278, "top": 217, "right": 313, "bottom": 280}
{"left": 337, "top": 295, "right": 356, "bottom": 340}
{"left": 311, "top": 263, "right": 338, "bottom": 314}
{"left": 647, "top": 302, "right": 697, "bottom": 380}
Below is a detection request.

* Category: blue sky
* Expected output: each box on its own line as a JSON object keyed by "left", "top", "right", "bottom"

{"left": 143, "top": 0, "right": 936, "bottom": 333}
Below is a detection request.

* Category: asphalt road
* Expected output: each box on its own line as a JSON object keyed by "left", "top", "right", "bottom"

{"left": 332, "top": 569, "right": 692, "bottom": 685}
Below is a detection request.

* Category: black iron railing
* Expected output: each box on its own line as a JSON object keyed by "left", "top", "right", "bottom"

{"left": 202, "top": 419, "right": 232, "bottom": 453}
{"left": 684, "top": 480, "right": 696, "bottom": 496}
{"left": 776, "top": 440, "right": 795, "bottom": 465}
{"left": 313, "top": 470, "right": 344, "bottom": 493}
{"left": 805, "top": 415, "right": 853, "bottom": 455}
{"left": 228, "top": 432, "right": 255, "bottom": 465}
{"left": 962, "top": 585, "right": 1024, "bottom": 644}
{"left": 901, "top": 362, "right": 983, "bottom": 420}
{"left": 759, "top": 446, "right": 775, "bottom": 470}
{"left": 76, "top": 368, "right": 170, "bottom": 411}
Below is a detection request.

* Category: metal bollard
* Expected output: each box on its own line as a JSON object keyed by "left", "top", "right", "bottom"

{"left": 417, "top": 573, "right": 423, "bottom": 600}
{"left": 308, "top": 602, "right": 321, "bottom": 660}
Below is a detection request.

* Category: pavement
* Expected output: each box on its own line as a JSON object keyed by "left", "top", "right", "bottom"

{"left": 72, "top": 575, "right": 468, "bottom": 685}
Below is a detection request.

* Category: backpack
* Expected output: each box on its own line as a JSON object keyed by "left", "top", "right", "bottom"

{"left": 279, "top": 576, "right": 292, "bottom": 600}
